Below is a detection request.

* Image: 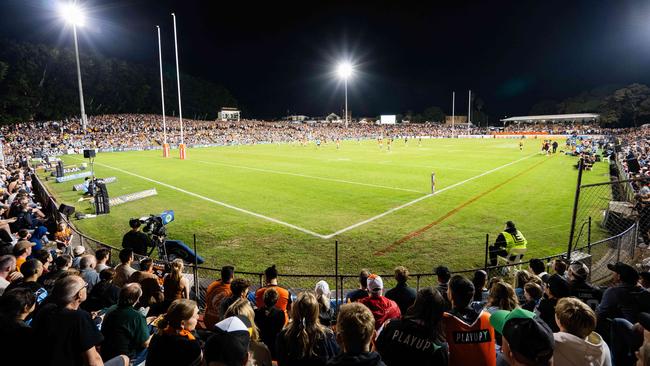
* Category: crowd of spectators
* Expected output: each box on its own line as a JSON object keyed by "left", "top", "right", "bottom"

{"left": 0, "top": 114, "right": 604, "bottom": 160}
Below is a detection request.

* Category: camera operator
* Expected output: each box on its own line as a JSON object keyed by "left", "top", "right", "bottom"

{"left": 122, "top": 218, "right": 152, "bottom": 256}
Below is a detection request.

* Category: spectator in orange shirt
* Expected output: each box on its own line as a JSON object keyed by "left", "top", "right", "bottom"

{"left": 255, "top": 265, "right": 292, "bottom": 320}
{"left": 13, "top": 240, "right": 33, "bottom": 271}
{"left": 204, "top": 265, "right": 234, "bottom": 329}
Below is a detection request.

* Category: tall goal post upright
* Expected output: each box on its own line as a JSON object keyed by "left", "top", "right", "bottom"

{"left": 172, "top": 13, "right": 186, "bottom": 160}
{"left": 157, "top": 26, "right": 170, "bottom": 158}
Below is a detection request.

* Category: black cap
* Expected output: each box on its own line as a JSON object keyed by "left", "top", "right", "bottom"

{"left": 490, "top": 308, "right": 555, "bottom": 365}
{"left": 607, "top": 262, "right": 639, "bottom": 285}
{"left": 547, "top": 274, "right": 571, "bottom": 298}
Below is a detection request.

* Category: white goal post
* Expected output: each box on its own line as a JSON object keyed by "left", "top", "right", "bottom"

{"left": 431, "top": 172, "right": 436, "bottom": 193}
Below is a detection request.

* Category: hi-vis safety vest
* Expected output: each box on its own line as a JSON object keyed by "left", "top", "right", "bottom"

{"left": 502, "top": 230, "right": 527, "bottom": 251}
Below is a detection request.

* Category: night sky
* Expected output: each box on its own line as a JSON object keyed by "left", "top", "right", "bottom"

{"left": 2, "top": 0, "right": 650, "bottom": 120}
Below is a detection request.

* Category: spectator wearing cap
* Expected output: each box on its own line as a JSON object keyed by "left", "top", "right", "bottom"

{"left": 553, "top": 297, "right": 611, "bottom": 366}
{"left": 359, "top": 274, "right": 401, "bottom": 330}
{"left": 101, "top": 283, "right": 151, "bottom": 364}
{"left": 315, "top": 280, "right": 335, "bottom": 326}
{"left": 205, "top": 315, "right": 253, "bottom": 366}
{"left": 442, "top": 275, "right": 496, "bottom": 366}
{"left": 204, "top": 265, "right": 234, "bottom": 329}
{"left": 385, "top": 266, "right": 417, "bottom": 315}
{"left": 79, "top": 254, "right": 100, "bottom": 293}
{"left": 376, "top": 287, "right": 448, "bottom": 366}
{"left": 255, "top": 264, "right": 292, "bottom": 320}
{"left": 567, "top": 261, "right": 602, "bottom": 310}
{"left": 489, "top": 308, "right": 555, "bottom": 366}
{"left": 113, "top": 248, "right": 135, "bottom": 288}
{"left": 276, "top": 291, "right": 339, "bottom": 366}
{"left": 529, "top": 259, "right": 550, "bottom": 283}
{"left": 71, "top": 245, "right": 86, "bottom": 269}
{"left": 434, "top": 265, "right": 452, "bottom": 310}
{"left": 13, "top": 239, "right": 34, "bottom": 271}
{"left": 330, "top": 302, "right": 387, "bottom": 366}
{"left": 254, "top": 288, "right": 285, "bottom": 360}
{"left": 147, "top": 298, "right": 202, "bottom": 366}
{"left": 224, "top": 298, "right": 273, "bottom": 366}
{"left": 346, "top": 269, "right": 370, "bottom": 303}
{"left": 597, "top": 262, "right": 644, "bottom": 323}
{"left": 536, "top": 274, "right": 571, "bottom": 332}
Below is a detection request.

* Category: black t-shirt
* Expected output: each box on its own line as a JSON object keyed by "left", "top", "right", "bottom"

{"left": 32, "top": 303, "right": 104, "bottom": 366}
{"left": 39, "top": 269, "right": 68, "bottom": 292}
{"left": 122, "top": 230, "right": 152, "bottom": 256}
{"left": 255, "top": 306, "right": 287, "bottom": 359}
{"left": 384, "top": 283, "right": 417, "bottom": 315}
{"left": 146, "top": 333, "right": 202, "bottom": 366}
{"left": 376, "top": 318, "right": 448, "bottom": 366}
{"left": 0, "top": 316, "right": 33, "bottom": 358}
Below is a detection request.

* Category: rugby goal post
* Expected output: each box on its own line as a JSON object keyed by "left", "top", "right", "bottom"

{"left": 431, "top": 172, "right": 436, "bottom": 194}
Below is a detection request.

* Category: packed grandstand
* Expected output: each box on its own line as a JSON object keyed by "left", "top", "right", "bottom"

{"left": 0, "top": 118, "right": 648, "bottom": 366}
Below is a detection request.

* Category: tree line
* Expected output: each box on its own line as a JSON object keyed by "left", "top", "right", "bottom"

{"left": 0, "top": 39, "right": 237, "bottom": 123}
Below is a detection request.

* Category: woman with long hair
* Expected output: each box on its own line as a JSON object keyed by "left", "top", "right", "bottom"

{"left": 513, "top": 270, "right": 531, "bottom": 303}
{"left": 225, "top": 298, "right": 273, "bottom": 366}
{"left": 163, "top": 259, "right": 190, "bottom": 307}
{"left": 315, "top": 280, "right": 335, "bottom": 326}
{"left": 471, "top": 270, "right": 488, "bottom": 302}
{"left": 485, "top": 281, "right": 519, "bottom": 314}
{"left": 147, "top": 298, "right": 202, "bottom": 366}
{"left": 276, "top": 291, "right": 339, "bottom": 366}
{"left": 376, "top": 287, "right": 448, "bottom": 365}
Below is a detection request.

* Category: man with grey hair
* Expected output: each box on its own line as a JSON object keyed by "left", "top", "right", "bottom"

{"left": 0, "top": 254, "right": 20, "bottom": 295}
{"left": 80, "top": 254, "right": 100, "bottom": 292}
{"left": 101, "top": 283, "right": 151, "bottom": 364}
{"left": 32, "top": 274, "right": 128, "bottom": 366}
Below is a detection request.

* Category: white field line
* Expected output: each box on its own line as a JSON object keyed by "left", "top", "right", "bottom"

{"left": 193, "top": 159, "right": 424, "bottom": 194}
{"left": 76, "top": 152, "right": 535, "bottom": 240}
{"left": 321, "top": 153, "right": 538, "bottom": 239}
{"left": 80, "top": 159, "right": 329, "bottom": 239}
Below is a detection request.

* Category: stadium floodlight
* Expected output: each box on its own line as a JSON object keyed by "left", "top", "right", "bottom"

{"left": 336, "top": 62, "right": 354, "bottom": 127}
{"left": 59, "top": 2, "right": 86, "bottom": 27}
{"left": 59, "top": 2, "right": 88, "bottom": 131}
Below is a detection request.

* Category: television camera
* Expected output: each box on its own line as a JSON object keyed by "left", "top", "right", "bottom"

{"left": 136, "top": 210, "right": 204, "bottom": 265}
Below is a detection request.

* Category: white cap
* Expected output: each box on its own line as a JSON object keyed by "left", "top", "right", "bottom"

{"left": 367, "top": 274, "right": 383, "bottom": 293}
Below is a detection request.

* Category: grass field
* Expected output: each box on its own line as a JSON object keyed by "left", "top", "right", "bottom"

{"left": 42, "top": 138, "right": 610, "bottom": 275}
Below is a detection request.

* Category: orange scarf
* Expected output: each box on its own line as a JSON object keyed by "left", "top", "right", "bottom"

{"left": 162, "top": 326, "right": 196, "bottom": 341}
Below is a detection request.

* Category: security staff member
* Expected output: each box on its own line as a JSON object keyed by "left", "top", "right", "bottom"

{"left": 489, "top": 221, "right": 527, "bottom": 266}
{"left": 122, "top": 218, "right": 152, "bottom": 256}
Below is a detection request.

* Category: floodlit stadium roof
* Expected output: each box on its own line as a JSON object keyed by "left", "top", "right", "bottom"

{"left": 500, "top": 113, "right": 599, "bottom": 123}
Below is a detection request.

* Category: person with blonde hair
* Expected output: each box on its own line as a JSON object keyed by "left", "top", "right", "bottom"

{"left": 315, "top": 280, "right": 335, "bottom": 326}
{"left": 553, "top": 297, "right": 611, "bottom": 366}
{"left": 276, "top": 291, "right": 339, "bottom": 365}
{"left": 637, "top": 343, "right": 650, "bottom": 366}
{"left": 224, "top": 298, "right": 273, "bottom": 366}
{"left": 330, "top": 302, "right": 386, "bottom": 366}
{"left": 163, "top": 259, "right": 189, "bottom": 308}
{"left": 485, "top": 281, "right": 519, "bottom": 314}
{"left": 147, "top": 298, "right": 202, "bottom": 366}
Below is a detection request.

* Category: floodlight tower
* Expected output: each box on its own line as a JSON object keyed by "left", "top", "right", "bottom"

{"left": 337, "top": 62, "right": 353, "bottom": 128}
{"left": 59, "top": 2, "right": 88, "bottom": 131}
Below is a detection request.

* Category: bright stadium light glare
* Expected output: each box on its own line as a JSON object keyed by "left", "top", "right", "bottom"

{"left": 59, "top": 2, "right": 86, "bottom": 27}
{"left": 337, "top": 62, "right": 353, "bottom": 79}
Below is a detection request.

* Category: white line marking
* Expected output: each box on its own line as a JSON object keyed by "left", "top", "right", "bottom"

{"left": 321, "top": 153, "right": 538, "bottom": 239}
{"left": 77, "top": 159, "right": 329, "bottom": 239}
{"left": 193, "top": 159, "right": 424, "bottom": 194}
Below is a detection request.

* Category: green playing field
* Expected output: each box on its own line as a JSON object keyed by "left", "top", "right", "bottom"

{"left": 42, "top": 138, "right": 609, "bottom": 275}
